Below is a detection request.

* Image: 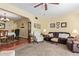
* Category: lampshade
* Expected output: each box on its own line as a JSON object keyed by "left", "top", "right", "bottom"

{"left": 72, "top": 29, "right": 79, "bottom": 37}
{"left": 43, "top": 29, "right": 48, "bottom": 35}
{"left": 43, "top": 29, "right": 47, "bottom": 32}
{"left": 72, "top": 29, "right": 78, "bottom": 34}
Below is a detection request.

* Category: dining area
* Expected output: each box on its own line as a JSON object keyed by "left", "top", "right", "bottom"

{"left": 0, "top": 8, "right": 30, "bottom": 52}
{"left": 0, "top": 28, "right": 28, "bottom": 51}
{"left": 0, "top": 29, "right": 17, "bottom": 51}
{"left": 0, "top": 18, "right": 29, "bottom": 51}
{"left": 0, "top": 29, "right": 16, "bottom": 43}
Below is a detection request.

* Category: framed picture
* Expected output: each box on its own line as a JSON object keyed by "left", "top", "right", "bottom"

{"left": 61, "top": 22, "right": 67, "bottom": 28}
{"left": 34, "top": 23, "right": 41, "bottom": 29}
{"left": 21, "top": 23, "right": 24, "bottom": 28}
{"left": 0, "top": 23, "right": 5, "bottom": 29}
{"left": 50, "top": 23, "right": 55, "bottom": 28}
{"left": 56, "top": 22, "right": 60, "bottom": 29}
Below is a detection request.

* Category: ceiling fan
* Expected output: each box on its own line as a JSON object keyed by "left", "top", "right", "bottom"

{"left": 34, "top": 3, "right": 59, "bottom": 10}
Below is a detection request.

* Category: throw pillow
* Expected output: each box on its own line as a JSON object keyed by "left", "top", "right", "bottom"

{"left": 48, "top": 33, "right": 53, "bottom": 37}
{"left": 51, "top": 38, "right": 58, "bottom": 42}
{"left": 59, "top": 33, "right": 69, "bottom": 38}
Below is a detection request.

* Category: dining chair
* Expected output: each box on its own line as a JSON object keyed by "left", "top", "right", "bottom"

{"left": 0, "top": 30, "right": 8, "bottom": 43}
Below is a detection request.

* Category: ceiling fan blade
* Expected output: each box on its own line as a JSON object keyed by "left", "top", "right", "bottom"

{"left": 45, "top": 3, "right": 47, "bottom": 10}
{"left": 34, "top": 3, "right": 43, "bottom": 8}
{"left": 50, "top": 3, "right": 59, "bottom": 5}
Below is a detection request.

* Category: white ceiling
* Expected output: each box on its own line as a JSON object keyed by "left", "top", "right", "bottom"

{"left": 12, "top": 3, "right": 79, "bottom": 17}
{"left": 0, "top": 8, "right": 25, "bottom": 20}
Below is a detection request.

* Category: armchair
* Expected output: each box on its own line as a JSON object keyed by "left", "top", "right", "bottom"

{"left": 67, "top": 36, "right": 79, "bottom": 53}
{"left": 0, "top": 30, "right": 8, "bottom": 43}
{"left": 33, "top": 31, "right": 44, "bottom": 43}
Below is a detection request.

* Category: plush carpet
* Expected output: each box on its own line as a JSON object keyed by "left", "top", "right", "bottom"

{"left": 15, "top": 41, "right": 79, "bottom": 56}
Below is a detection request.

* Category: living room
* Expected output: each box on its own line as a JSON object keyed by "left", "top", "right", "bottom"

{"left": 1, "top": 3, "right": 79, "bottom": 56}
{"left": 14, "top": 3, "right": 79, "bottom": 55}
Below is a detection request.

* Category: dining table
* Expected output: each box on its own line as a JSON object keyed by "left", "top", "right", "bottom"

{"left": 7, "top": 32, "right": 16, "bottom": 41}
{"left": 0, "top": 30, "right": 16, "bottom": 42}
{"left": 8, "top": 32, "right": 16, "bottom": 37}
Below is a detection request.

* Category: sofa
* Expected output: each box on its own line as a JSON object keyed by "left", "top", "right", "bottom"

{"left": 48, "top": 32, "right": 70, "bottom": 44}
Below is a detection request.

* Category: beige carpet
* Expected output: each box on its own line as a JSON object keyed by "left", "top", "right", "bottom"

{"left": 15, "top": 41, "right": 79, "bottom": 56}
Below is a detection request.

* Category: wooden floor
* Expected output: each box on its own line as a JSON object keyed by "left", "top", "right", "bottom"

{"left": 0, "top": 38, "right": 29, "bottom": 51}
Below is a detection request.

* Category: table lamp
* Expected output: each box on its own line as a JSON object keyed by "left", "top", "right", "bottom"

{"left": 43, "top": 29, "right": 47, "bottom": 35}
{"left": 72, "top": 29, "right": 79, "bottom": 37}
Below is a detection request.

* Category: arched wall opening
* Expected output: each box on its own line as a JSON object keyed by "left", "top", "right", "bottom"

{"left": 0, "top": 8, "right": 31, "bottom": 39}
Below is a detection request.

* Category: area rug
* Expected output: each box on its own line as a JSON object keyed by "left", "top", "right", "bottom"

{"left": 0, "top": 38, "right": 28, "bottom": 51}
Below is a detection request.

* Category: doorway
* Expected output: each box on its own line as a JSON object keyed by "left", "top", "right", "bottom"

{"left": 28, "top": 22, "right": 31, "bottom": 43}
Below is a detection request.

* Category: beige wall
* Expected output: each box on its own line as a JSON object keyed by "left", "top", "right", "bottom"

{"left": 41, "top": 16, "right": 70, "bottom": 33}
{"left": 40, "top": 13, "right": 79, "bottom": 36}
{"left": 16, "top": 19, "right": 29, "bottom": 38}
{"left": 0, "top": 4, "right": 42, "bottom": 35}
{"left": 32, "top": 18, "right": 42, "bottom": 32}
{"left": 0, "top": 20, "right": 17, "bottom": 32}
{"left": 0, "top": 19, "right": 29, "bottom": 38}
{"left": 67, "top": 13, "right": 79, "bottom": 35}
{"left": 1, "top": 4, "right": 79, "bottom": 36}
